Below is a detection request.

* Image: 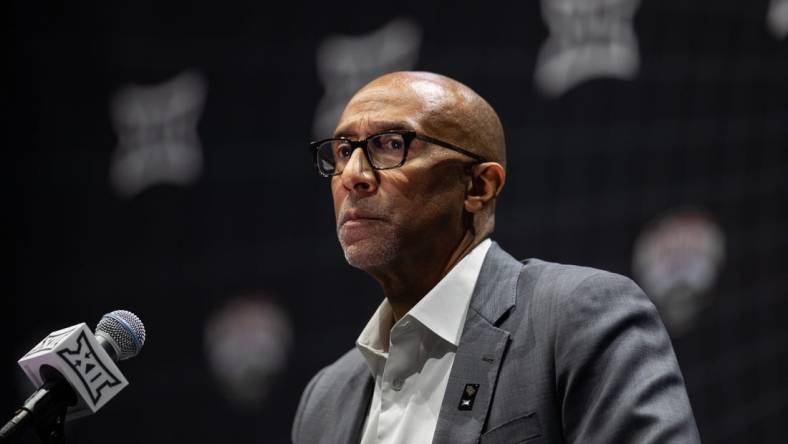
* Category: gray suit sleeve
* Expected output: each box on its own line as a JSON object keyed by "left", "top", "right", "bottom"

{"left": 554, "top": 271, "right": 701, "bottom": 443}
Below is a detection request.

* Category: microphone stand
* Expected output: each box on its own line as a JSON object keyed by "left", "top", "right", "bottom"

{"left": 0, "top": 377, "right": 73, "bottom": 444}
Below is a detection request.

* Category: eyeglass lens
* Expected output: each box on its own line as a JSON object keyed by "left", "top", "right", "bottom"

{"left": 316, "top": 133, "right": 407, "bottom": 175}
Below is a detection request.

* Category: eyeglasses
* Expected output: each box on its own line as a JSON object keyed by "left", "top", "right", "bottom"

{"left": 310, "top": 130, "right": 487, "bottom": 177}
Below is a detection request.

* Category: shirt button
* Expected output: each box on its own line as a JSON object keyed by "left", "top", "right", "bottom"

{"left": 392, "top": 378, "right": 404, "bottom": 391}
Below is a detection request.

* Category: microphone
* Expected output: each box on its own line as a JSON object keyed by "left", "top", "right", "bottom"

{"left": 0, "top": 310, "right": 146, "bottom": 442}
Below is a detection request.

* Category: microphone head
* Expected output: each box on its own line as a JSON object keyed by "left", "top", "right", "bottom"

{"left": 95, "top": 310, "right": 146, "bottom": 361}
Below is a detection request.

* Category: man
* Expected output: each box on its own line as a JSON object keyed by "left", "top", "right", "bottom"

{"left": 293, "top": 71, "right": 700, "bottom": 443}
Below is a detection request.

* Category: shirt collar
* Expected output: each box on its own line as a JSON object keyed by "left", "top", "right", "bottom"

{"left": 356, "top": 239, "right": 493, "bottom": 370}
{"left": 407, "top": 238, "right": 492, "bottom": 346}
{"left": 356, "top": 299, "right": 394, "bottom": 374}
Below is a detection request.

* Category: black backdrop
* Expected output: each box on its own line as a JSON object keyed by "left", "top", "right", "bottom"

{"left": 9, "top": 0, "right": 787, "bottom": 443}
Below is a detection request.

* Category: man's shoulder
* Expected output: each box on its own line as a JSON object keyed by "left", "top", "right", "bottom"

{"left": 520, "top": 258, "right": 633, "bottom": 293}
{"left": 486, "top": 243, "right": 634, "bottom": 294}
{"left": 511, "top": 256, "right": 654, "bottom": 331}
{"left": 481, "top": 244, "right": 646, "bottom": 317}
{"left": 508, "top": 256, "right": 647, "bottom": 313}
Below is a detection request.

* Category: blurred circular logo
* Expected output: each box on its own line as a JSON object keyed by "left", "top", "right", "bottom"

{"left": 768, "top": 0, "right": 788, "bottom": 39}
{"left": 204, "top": 297, "right": 293, "bottom": 410}
{"left": 633, "top": 208, "right": 725, "bottom": 336}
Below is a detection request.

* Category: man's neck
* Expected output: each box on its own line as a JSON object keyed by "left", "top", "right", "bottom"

{"left": 373, "top": 232, "right": 484, "bottom": 321}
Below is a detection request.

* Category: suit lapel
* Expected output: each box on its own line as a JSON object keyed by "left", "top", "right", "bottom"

{"left": 432, "top": 242, "right": 523, "bottom": 444}
{"left": 335, "top": 360, "right": 374, "bottom": 444}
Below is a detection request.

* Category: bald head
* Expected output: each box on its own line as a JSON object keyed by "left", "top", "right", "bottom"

{"left": 331, "top": 71, "right": 507, "bottom": 266}
{"left": 340, "top": 71, "right": 506, "bottom": 168}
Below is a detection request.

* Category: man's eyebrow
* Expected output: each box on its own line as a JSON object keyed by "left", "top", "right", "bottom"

{"left": 333, "top": 121, "right": 414, "bottom": 138}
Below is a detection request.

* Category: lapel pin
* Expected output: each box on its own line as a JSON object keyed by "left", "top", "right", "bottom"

{"left": 458, "top": 383, "right": 480, "bottom": 411}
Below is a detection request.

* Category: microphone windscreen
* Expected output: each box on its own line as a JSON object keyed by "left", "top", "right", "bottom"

{"left": 96, "top": 310, "right": 146, "bottom": 361}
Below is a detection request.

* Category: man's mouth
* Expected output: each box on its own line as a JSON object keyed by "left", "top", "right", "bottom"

{"left": 339, "top": 210, "right": 384, "bottom": 227}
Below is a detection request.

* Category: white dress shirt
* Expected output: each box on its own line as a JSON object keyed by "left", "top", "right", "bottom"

{"left": 356, "top": 239, "right": 492, "bottom": 444}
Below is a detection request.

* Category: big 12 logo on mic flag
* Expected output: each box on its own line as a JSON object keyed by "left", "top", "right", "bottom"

{"left": 18, "top": 323, "right": 129, "bottom": 420}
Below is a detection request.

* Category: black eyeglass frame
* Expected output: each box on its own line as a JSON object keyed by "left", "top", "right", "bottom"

{"left": 310, "top": 130, "right": 488, "bottom": 177}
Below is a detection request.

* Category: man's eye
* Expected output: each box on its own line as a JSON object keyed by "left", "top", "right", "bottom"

{"left": 378, "top": 137, "right": 403, "bottom": 151}
{"left": 337, "top": 144, "right": 353, "bottom": 158}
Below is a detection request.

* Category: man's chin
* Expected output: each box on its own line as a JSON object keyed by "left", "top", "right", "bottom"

{"left": 340, "top": 238, "right": 398, "bottom": 271}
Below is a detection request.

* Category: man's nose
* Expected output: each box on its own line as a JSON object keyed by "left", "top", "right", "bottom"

{"left": 340, "top": 147, "right": 378, "bottom": 193}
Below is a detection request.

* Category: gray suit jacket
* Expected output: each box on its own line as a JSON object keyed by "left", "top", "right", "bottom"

{"left": 293, "top": 243, "right": 700, "bottom": 443}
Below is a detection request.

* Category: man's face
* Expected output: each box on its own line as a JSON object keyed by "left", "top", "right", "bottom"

{"left": 331, "top": 80, "right": 469, "bottom": 272}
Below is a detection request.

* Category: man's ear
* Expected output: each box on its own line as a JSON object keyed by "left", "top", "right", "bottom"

{"left": 464, "top": 162, "right": 505, "bottom": 213}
